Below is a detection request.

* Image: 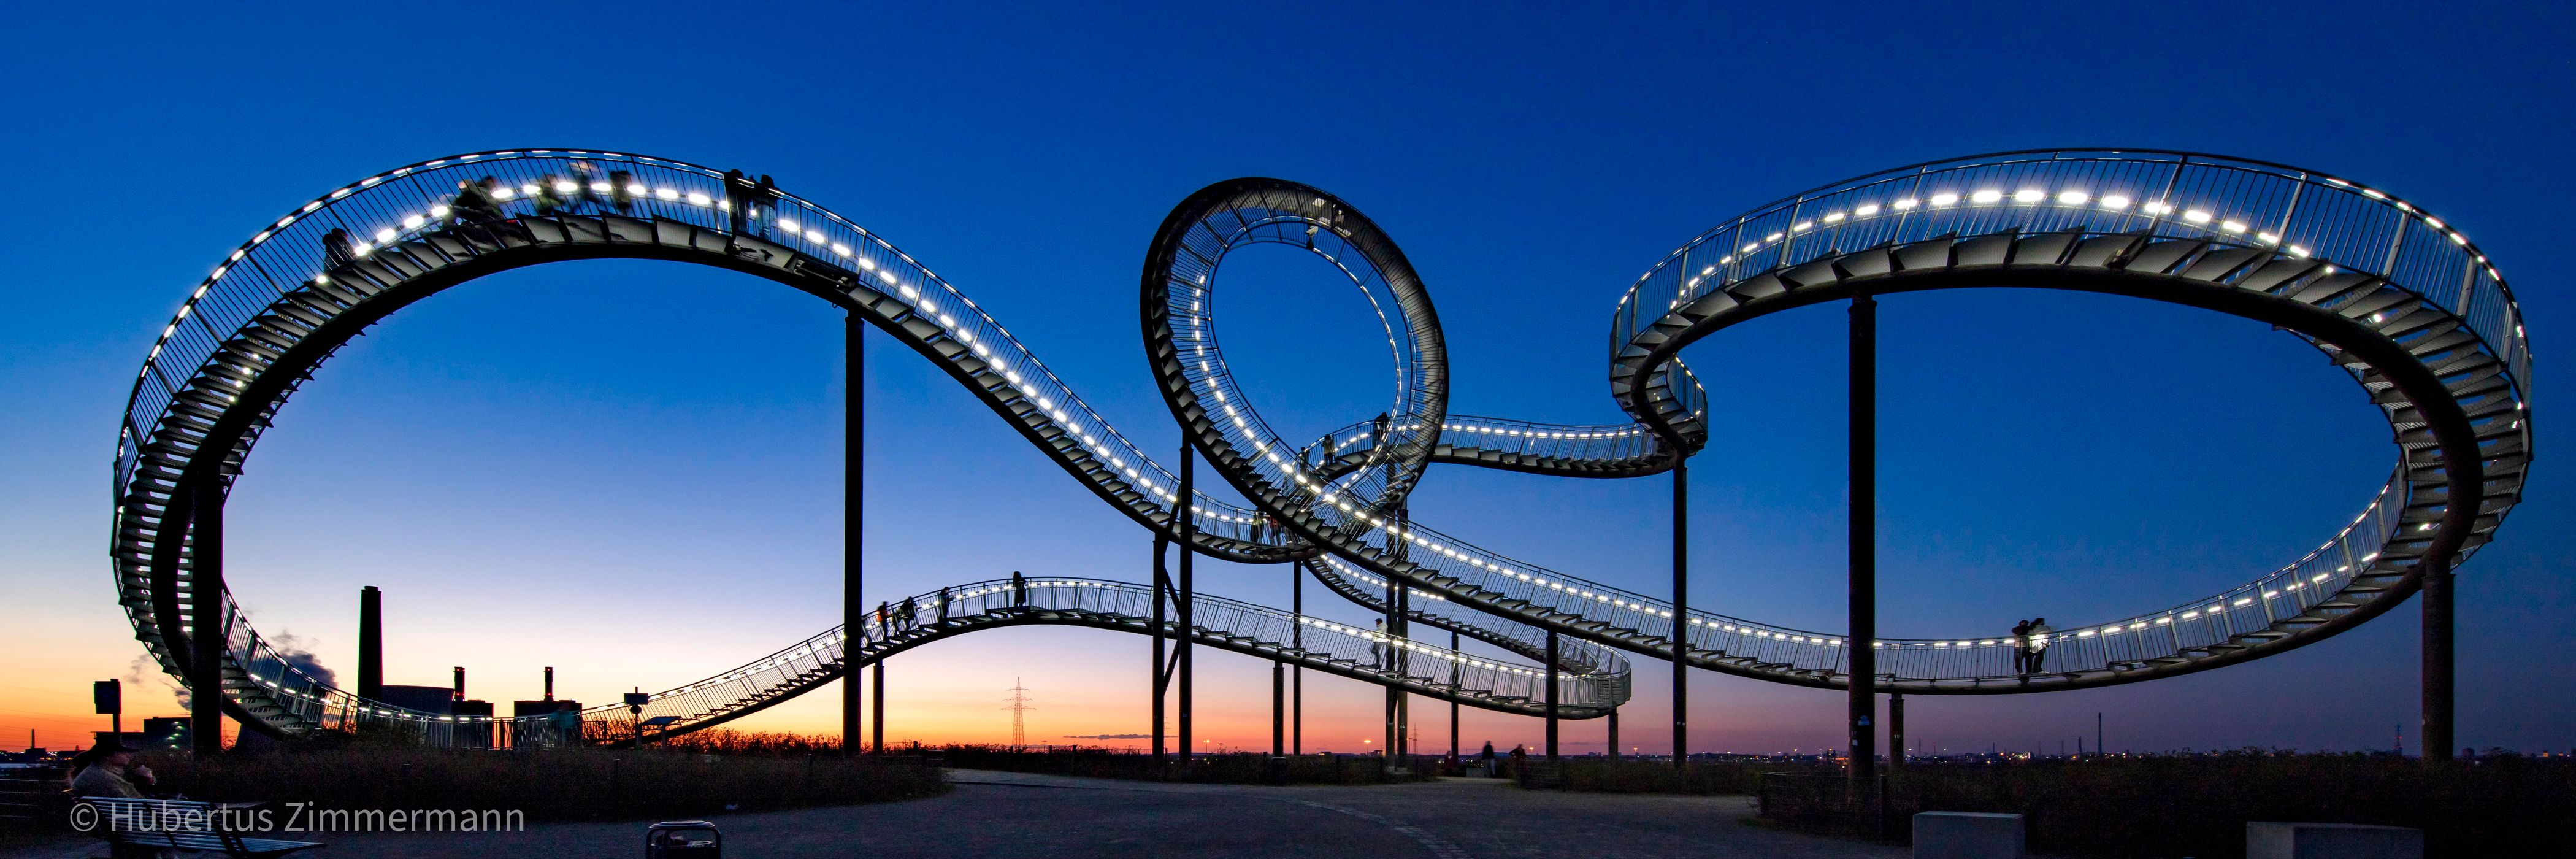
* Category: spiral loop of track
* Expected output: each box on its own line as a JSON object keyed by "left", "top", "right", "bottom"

{"left": 110, "top": 148, "right": 2529, "bottom": 741}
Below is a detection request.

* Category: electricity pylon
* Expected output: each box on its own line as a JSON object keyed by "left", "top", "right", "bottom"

{"left": 1002, "top": 678, "right": 1034, "bottom": 747}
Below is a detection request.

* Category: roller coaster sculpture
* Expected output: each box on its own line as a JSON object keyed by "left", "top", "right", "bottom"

{"left": 110, "top": 150, "right": 2529, "bottom": 749}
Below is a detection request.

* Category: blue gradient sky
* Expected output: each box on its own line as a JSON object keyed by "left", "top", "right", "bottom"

{"left": 2, "top": 2, "right": 2568, "bottom": 756}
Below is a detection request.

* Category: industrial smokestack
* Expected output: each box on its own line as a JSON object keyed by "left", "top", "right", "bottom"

{"left": 543, "top": 667, "right": 554, "bottom": 701}
{"left": 358, "top": 587, "right": 383, "bottom": 701}
{"left": 453, "top": 666, "right": 466, "bottom": 701}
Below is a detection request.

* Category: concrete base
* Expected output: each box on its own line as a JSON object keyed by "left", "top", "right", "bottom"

{"left": 1913, "top": 811, "right": 2023, "bottom": 859}
{"left": 2247, "top": 822, "right": 2423, "bottom": 859}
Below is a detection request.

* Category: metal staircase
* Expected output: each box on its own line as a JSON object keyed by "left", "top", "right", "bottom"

{"left": 109, "top": 148, "right": 2528, "bottom": 746}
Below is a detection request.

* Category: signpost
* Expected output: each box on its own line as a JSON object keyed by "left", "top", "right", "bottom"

{"left": 625, "top": 690, "right": 651, "bottom": 747}
{"left": 93, "top": 680, "right": 121, "bottom": 744}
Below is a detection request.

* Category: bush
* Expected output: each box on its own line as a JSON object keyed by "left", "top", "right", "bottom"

{"left": 935, "top": 745, "right": 1436, "bottom": 785}
{"left": 126, "top": 742, "right": 944, "bottom": 823}
{"left": 1553, "top": 758, "right": 1771, "bottom": 794}
{"left": 657, "top": 729, "right": 849, "bottom": 757}
{"left": 1884, "top": 752, "right": 2572, "bottom": 858}
{"left": 1549, "top": 751, "right": 2573, "bottom": 857}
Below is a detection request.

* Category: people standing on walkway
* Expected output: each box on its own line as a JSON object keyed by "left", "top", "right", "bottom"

{"left": 2009, "top": 619, "right": 2033, "bottom": 674}
{"left": 450, "top": 177, "right": 504, "bottom": 225}
{"left": 570, "top": 160, "right": 606, "bottom": 209}
{"left": 936, "top": 586, "right": 951, "bottom": 621}
{"left": 723, "top": 169, "right": 750, "bottom": 233}
{"left": 321, "top": 228, "right": 355, "bottom": 269}
{"left": 532, "top": 175, "right": 570, "bottom": 216}
{"left": 1011, "top": 571, "right": 1029, "bottom": 607}
{"left": 1371, "top": 619, "right": 1389, "bottom": 669}
{"left": 608, "top": 169, "right": 637, "bottom": 212}
{"left": 749, "top": 174, "right": 781, "bottom": 234}
{"left": 2025, "top": 617, "right": 2054, "bottom": 674}
{"left": 1370, "top": 412, "right": 1396, "bottom": 486}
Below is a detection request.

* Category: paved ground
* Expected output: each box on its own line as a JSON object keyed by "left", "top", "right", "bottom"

{"left": 3, "top": 770, "right": 1902, "bottom": 858}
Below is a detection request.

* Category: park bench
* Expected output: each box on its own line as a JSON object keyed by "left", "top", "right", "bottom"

{"left": 77, "top": 796, "right": 323, "bottom": 858}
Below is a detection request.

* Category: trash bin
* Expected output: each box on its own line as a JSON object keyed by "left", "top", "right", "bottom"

{"left": 646, "top": 820, "right": 720, "bottom": 858}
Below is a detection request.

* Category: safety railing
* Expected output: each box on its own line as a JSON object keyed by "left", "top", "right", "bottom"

{"left": 1152, "top": 189, "right": 1448, "bottom": 518}
{"left": 124, "top": 147, "right": 2529, "bottom": 742}
{"left": 567, "top": 577, "right": 1617, "bottom": 743}
{"left": 1614, "top": 150, "right": 2525, "bottom": 441}
{"left": 1316, "top": 414, "right": 1675, "bottom": 471}
{"left": 216, "top": 576, "right": 1619, "bottom": 746}
{"left": 112, "top": 151, "right": 1341, "bottom": 735}
{"left": 112, "top": 149, "right": 1268, "bottom": 561}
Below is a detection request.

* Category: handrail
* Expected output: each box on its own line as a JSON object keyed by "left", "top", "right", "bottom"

{"left": 220, "top": 577, "right": 1622, "bottom": 742}
{"left": 112, "top": 148, "right": 2528, "bottom": 747}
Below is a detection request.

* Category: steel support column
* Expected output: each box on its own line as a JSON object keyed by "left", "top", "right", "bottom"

{"left": 1177, "top": 445, "right": 1194, "bottom": 763}
{"left": 1394, "top": 520, "right": 1410, "bottom": 766}
{"left": 190, "top": 475, "right": 225, "bottom": 758}
{"left": 357, "top": 586, "right": 382, "bottom": 703}
{"left": 1449, "top": 628, "right": 1460, "bottom": 760}
{"left": 1673, "top": 458, "right": 1689, "bottom": 771}
{"left": 2423, "top": 557, "right": 2454, "bottom": 761}
{"left": 1292, "top": 561, "right": 1303, "bottom": 756}
{"left": 1384, "top": 512, "right": 1401, "bottom": 770}
{"left": 1849, "top": 291, "right": 1878, "bottom": 780}
{"left": 1153, "top": 534, "right": 1168, "bottom": 763}
{"left": 1272, "top": 661, "right": 1284, "bottom": 757}
{"left": 1545, "top": 629, "right": 1560, "bottom": 760}
{"left": 1383, "top": 598, "right": 1397, "bottom": 770}
{"left": 1609, "top": 707, "right": 1620, "bottom": 761}
{"left": 843, "top": 314, "right": 864, "bottom": 756}
{"left": 1888, "top": 693, "right": 1905, "bottom": 771}
{"left": 870, "top": 661, "right": 884, "bottom": 755}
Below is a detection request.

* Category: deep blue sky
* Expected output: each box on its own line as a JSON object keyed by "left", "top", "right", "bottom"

{"left": 2, "top": 2, "right": 2567, "bottom": 755}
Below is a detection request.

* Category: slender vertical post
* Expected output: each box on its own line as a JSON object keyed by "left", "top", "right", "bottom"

{"left": 1177, "top": 444, "right": 1194, "bottom": 762}
{"left": 843, "top": 314, "right": 864, "bottom": 755}
{"left": 870, "top": 662, "right": 883, "bottom": 755}
{"left": 1545, "top": 630, "right": 1560, "bottom": 760}
{"left": 1271, "top": 661, "right": 1284, "bottom": 756}
{"left": 1449, "top": 628, "right": 1460, "bottom": 760}
{"left": 1383, "top": 542, "right": 1397, "bottom": 770}
{"left": 1849, "top": 291, "right": 1878, "bottom": 780}
{"left": 1888, "top": 693, "right": 1905, "bottom": 771}
{"left": 190, "top": 476, "right": 226, "bottom": 758}
{"left": 1405, "top": 510, "right": 1417, "bottom": 766}
{"left": 1394, "top": 528, "right": 1410, "bottom": 766}
{"left": 1609, "top": 707, "right": 1620, "bottom": 761}
{"left": 1672, "top": 458, "right": 1689, "bottom": 771}
{"left": 1292, "top": 561, "right": 1303, "bottom": 755}
{"left": 358, "top": 586, "right": 383, "bottom": 703}
{"left": 2423, "top": 557, "right": 2454, "bottom": 761}
{"left": 1382, "top": 609, "right": 1397, "bottom": 771}
{"left": 1152, "top": 534, "right": 1168, "bottom": 763}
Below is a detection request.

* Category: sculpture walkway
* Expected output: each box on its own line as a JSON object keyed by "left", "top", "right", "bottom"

{"left": 110, "top": 149, "right": 2528, "bottom": 742}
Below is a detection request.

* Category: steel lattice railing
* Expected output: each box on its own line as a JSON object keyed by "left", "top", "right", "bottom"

{"left": 209, "top": 577, "right": 1619, "bottom": 745}
{"left": 113, "top": 147, "right": 2529, "bottom": 746}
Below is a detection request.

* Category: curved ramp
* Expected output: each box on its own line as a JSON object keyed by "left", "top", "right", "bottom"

{"left": 111, "top": 148, "right": 2529, "bottom": 744}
